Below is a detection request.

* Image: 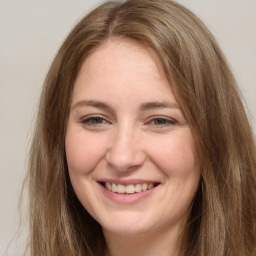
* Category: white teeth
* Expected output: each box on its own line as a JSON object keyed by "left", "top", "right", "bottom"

{"left": 104, "top": 182, "right": 155, "bottom": 194}
{"left": 112, "top": 183, "right": 117, "bottom": 192}
{"left": 117, "top": 184, "right": 126, "bottom": 193}
{"left": 106, "top": 182, "right": 111, "bottom": 190}
{"left": 141, "top": 183, "right": 147, "bottom": 191}
{"left": 135, "top": 184, "right": 142, "bottom": 192}
{"left": 126, "top": 184, "right": 135, "bottom": 194}
{"left": 148, "top": 183, "right": 154, "bottom": 189}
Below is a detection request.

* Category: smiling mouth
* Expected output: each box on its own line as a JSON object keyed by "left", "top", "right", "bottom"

{"left": 101, "top": 182, "right": 159, "bottom": 194}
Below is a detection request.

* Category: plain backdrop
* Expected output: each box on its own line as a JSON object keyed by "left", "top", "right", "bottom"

{"left": 0, "top": 0, "right": 255, "bottom": 255}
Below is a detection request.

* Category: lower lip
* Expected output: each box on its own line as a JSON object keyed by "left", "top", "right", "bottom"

{"left": 99, "top": 183, "right": 159, "bottom": 204}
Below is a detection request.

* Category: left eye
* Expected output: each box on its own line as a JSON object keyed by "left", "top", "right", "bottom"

{"left": 149, "top": 117, "right": 177, "bottom": 126}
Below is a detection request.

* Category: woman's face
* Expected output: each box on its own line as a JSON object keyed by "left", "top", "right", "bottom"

{"left": 65, "top": 38, "right": 201, "bottom": 237}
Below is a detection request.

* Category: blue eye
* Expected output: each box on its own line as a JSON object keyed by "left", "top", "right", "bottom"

{"left": 150, "top": 117, "right": 177, "bottom": 127}
{"left": 81, "top": 116, "right": 107, "bottom": 126}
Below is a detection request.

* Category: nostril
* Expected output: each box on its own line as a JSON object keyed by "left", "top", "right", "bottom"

{"left": 105, "top": 139, "right": 146, "bottom": 172}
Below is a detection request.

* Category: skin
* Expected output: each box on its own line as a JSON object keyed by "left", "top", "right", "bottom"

{"left": 65, "top": 38, "right": 201, "bottom": 256}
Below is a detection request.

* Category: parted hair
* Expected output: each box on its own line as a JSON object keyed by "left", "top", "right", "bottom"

{"left": 27, "top": 0, "right": 256, "bottom": 255}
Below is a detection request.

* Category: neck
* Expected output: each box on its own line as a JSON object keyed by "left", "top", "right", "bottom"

{"left": 103, "top": 224, "right": 183, "bottom": 256}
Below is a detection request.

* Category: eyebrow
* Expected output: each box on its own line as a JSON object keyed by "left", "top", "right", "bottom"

{"left": 139, "top": 101, "right": 179, "bottom": 111}
{"left": 71, "top": 100, "right": 180, "bottom": 112}
{"left": 71, "top": 100, "right": 112, "bottom": 111}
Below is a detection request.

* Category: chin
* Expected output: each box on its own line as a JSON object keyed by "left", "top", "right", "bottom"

{"left": 103, "top": 224, "right": 152, "bottom": 237}
{"left": 100, "top": 212, "right": 154, "bottom": 236}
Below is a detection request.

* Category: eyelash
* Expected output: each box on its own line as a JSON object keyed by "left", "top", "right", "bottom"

{"left": 80, "top": 116, "right": 110, "bottom": 126}
{"left": 147, "top": 116, "right": 177, "bottom": 127}
{"left": 80, "top": 115, "right": 177, "bottom": 129}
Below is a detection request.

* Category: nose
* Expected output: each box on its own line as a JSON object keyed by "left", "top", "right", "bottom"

{"left": 106, "top": 126, "right": 146, "bottom": 172}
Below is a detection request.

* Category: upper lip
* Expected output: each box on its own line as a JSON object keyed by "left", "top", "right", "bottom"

{"left": 97, "top": 179, "right": 160, "bottom": 186}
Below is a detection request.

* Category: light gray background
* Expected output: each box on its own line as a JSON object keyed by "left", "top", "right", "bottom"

{"left": 1, "top": 0, "right": 255, "bottom": 255}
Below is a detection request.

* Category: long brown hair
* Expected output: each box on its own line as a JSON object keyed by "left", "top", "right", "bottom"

{"left": 27, "top": 0, "right": 256, "bottom": 255}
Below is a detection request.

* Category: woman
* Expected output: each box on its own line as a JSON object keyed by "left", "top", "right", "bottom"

{"left": 27, "top": 0, "right": 256, "bottom": 255}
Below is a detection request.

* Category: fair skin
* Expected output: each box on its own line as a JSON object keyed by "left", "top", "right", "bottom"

{"left": 65, "top": 38, "right": 201, "bottom": 256}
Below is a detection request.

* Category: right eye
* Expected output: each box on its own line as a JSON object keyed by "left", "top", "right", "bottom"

{"left": 80, "top": 115, "right": 110, "bottom": 127}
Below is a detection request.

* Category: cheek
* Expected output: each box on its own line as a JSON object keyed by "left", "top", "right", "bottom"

{"left": 65, "top": 128, "right": 105, "bottom": 175}
{"left": 147, "top": 129, "right": 199, "bottom": 177}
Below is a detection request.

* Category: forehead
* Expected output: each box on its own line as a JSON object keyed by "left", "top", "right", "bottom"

{"left": 79, "top": 38, "right": 166, "bottom": 80}
{"left": 72, "top": 38, "right": 176, "bottom": 107}
{"left": 72, "top": 38, "right": 174, "bottom": 102}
